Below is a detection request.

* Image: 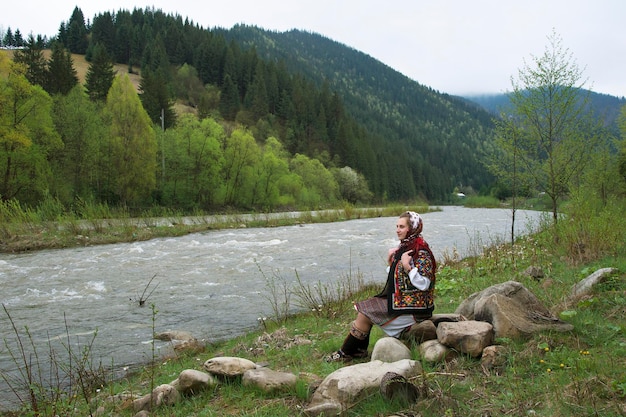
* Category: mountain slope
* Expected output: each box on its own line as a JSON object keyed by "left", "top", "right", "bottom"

{"left": 220, "top": 25, "right": 496, "bottom": 200}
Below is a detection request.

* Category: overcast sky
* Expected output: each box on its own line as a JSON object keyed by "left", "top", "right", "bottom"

{"left": 2, "top": 0, "right": 625, "bottom": 97}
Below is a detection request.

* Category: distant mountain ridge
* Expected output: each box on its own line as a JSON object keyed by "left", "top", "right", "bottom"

{"left": 462, "top": 91, "right": 626, "bottom": 133}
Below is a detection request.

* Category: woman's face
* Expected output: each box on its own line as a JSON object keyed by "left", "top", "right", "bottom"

{"left": 396, "top": 217, "right": 411, "bottom": 240}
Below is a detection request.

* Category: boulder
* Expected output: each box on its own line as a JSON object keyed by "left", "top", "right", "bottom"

{"left": 304, "top": 359, "right": 421, "bottom": 416}
{"left": 169, "top": 369, "right": 217, "bottom": 395}
{"left": 436, "top": 320, "right": 494, "bottom": 357}
{"left": 154, "top": 330, "right": 196, "bottom": 342}
{"left": 401, "top": 319, "right": 437, "bottom": 344}
{"left": 242, "top": 367, "right": 297, "bottom": 392}
{"left": 523, "top": 265, "right": 545, "bottom": 280}
{"left": 481, "top": 345, "right": 508, "bottom": 374}
{"left": 132, "top": 384, "right": 180, "bottom": 412}
{"left": 475, "top": 293, "right": 573, "bottom": 338}
{"left": 418, "top": 339, "right": 455, "bottom": 363}
{"left": 370, "top": 337, "right": 411, "bottom": 362}
{"left": 455, "top": 280, "right": 573, "bottom": 339}
{"left": 571, "top": 267, "right": 618, "bottom": 298}
{"left": 429, "top": 313, "right": 467, "bottom": 325}
{"left": 203, "top": 356, "right": 257, "bottom": 378}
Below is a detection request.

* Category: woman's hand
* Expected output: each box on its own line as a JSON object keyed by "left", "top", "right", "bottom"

{"left": 401, "top": 250, "right": 414, "bottom": 270}
{"left": 387, "top": 247, "right": 398, "bottom": 265}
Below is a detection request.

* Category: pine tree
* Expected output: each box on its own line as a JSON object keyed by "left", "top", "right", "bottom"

{"left": 45, "top": 41, "right": 78, "bottom": 95}
{"left": 85, "top": 43, "right": 116, "bottom": 102}
{"left": 66, "top": 7, "right": 88, "bottom": 54}
{"left": 12, "top": 35, "right": 48, "bottom": 87}
{"left": 139, "top": 69, "right": 177, "bottom": 129}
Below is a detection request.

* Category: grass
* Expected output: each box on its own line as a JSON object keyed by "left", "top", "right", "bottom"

{"left": 1, "top": 198, "right": 625, "bottom": 416}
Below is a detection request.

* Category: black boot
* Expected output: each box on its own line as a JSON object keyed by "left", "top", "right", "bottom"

{"left": 325, "top": 323, "right": 370, "bottom": 362}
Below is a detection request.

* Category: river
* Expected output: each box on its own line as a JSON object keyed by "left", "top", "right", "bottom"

{"left": 0, "top": 206, "right": 544, "bottom": 410}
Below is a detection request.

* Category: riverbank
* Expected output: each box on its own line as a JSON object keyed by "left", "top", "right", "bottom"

{"left": 4, "top": 228, "right": 624, "bottom": 416}
{"left": 0, "top": 206, "right": 419, "bottom": 254}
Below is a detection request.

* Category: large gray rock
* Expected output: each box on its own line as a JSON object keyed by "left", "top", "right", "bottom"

{"left": 436, "top": 320, "right": 494, "bottom": 357}
{"left": 401, "top": 320, "right": 437, "bottom": 344}
{"left": 203, "top": 356, "right": 257, "bottom": 378}
{"left": 242, "top": 367, "right": 297, "bottom": 392}
{"left": 475, "top": 293, "right": 573, "bottom": 338}
{"left": 169, "top": 369, "right": 217, "bottom": 395}
{"left": 304, "top": 359, "right": 421, "bottom": 416}
{"left": 455, "top": 280, "right": 573, "bottom": 339}
{"left": 370, "top": 337, "right": 411, "bottom": 362}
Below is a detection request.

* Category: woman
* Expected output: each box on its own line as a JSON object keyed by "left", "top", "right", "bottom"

{"left": 326, "top": 211, "right": 436, "bottom": 362}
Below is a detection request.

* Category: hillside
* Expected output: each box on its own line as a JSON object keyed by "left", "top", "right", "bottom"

{"left": 220, "top": 25, "right": 496, "bottom": 199}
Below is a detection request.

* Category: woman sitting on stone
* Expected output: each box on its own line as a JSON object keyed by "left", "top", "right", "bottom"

{"left": 326, "top": 211, "right": 437, "bottom": 362}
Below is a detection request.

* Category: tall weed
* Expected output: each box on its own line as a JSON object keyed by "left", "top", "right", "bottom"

{"left": 1, "top": 305, "right": 107, "bottom": 416}
{"left": 557, "top": 194, "right": 626, "bottom": 264}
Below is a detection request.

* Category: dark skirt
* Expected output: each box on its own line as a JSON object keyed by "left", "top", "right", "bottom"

{"left": 354, "top": 296, "right": 397, "bottom": 326}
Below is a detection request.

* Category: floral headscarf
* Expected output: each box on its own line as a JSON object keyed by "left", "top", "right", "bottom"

{"left": 394, "top": 211, "right": 423, "bottom": 257}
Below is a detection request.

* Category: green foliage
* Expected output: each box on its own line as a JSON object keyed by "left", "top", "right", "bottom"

{"left": 618, "top": 103, "right": 626, "bottom": 182}
{"left": 290, "top": 154, "right": 339, "bottom": 209}
{"left": 5, "top": 8, "right": 625, "bottom": 216}
{"left": 104, "top": 74, "right": 158, "bottom": 206}
{"left": 159, "top": 115, "right": 225, "bottom": 209}
{"left": 332, "top": 166, "right": 373, "bottom": 204}
{"left": 0, "top": 63, "right": 62, "bottom": 205}
{"left": 556, "top": 190, "right": 626, "bottom": 263}
{"left": 49, "top": 85, "right": 105, "bottom": 205}
{"left": 12, "top": 35, "right": 48, "bottom": 87}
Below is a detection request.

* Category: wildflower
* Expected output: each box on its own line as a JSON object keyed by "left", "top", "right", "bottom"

{"left": 539, "top": 359, "right": 544, "bottom": 363}
{"left": 544, "top": 347, "right": 550, "bottom": 352}
{"left": 560, "top": 363, "right": 565, "bottom": 368}
{"left": 547, "top": 368, "right": 552, "bottom": 373}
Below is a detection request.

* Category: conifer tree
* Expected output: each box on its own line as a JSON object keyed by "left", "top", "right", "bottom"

{"left": 85, "top": 43, "right": 116, "bottom": 102}
{"left": 45, "top": 41, "right": 78, "bottom": 95}
{"left": 66, "top": 7, "right": 88, "bottom": 54}
{"left": 12, "top": 35, "right": 48, "bottom": 87}
{"left": 139, "top": 69, "right": 177, "bottom": 129}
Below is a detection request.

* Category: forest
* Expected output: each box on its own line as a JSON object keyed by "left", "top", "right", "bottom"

{"left": 1, "top": 7, "right": 624, "bottom": 215}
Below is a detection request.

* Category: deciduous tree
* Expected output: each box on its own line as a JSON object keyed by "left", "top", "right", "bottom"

{"left": 495, "top": 30, "right": 600, "bottom": 225}
{"left": 104, "top": 74, "right": 157, "bottom": 205}
{"left": 50, "top": 85, "right": 105, "bottom": 204}
{"left": 0, "top": 63, "right": 62, "bottom": 204}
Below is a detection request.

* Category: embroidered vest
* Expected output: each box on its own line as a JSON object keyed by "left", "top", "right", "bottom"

{"left": 377, "top": 237, "right": 436, "bottom": 317}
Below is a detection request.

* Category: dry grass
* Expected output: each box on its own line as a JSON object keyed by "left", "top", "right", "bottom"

{"left": 1, "top": 49, "right": 142, "bottom": 90}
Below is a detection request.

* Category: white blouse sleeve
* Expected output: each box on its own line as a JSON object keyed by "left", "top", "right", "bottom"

{"left": 408, "top": 267, "right": 431, "bottom": 290}
{"left": 386, "top": 265, "right": 431, "bottom": 290}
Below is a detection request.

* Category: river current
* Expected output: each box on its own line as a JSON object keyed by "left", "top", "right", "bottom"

{"left": 0, "top": 206, "right": 544, "bottom": 410}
